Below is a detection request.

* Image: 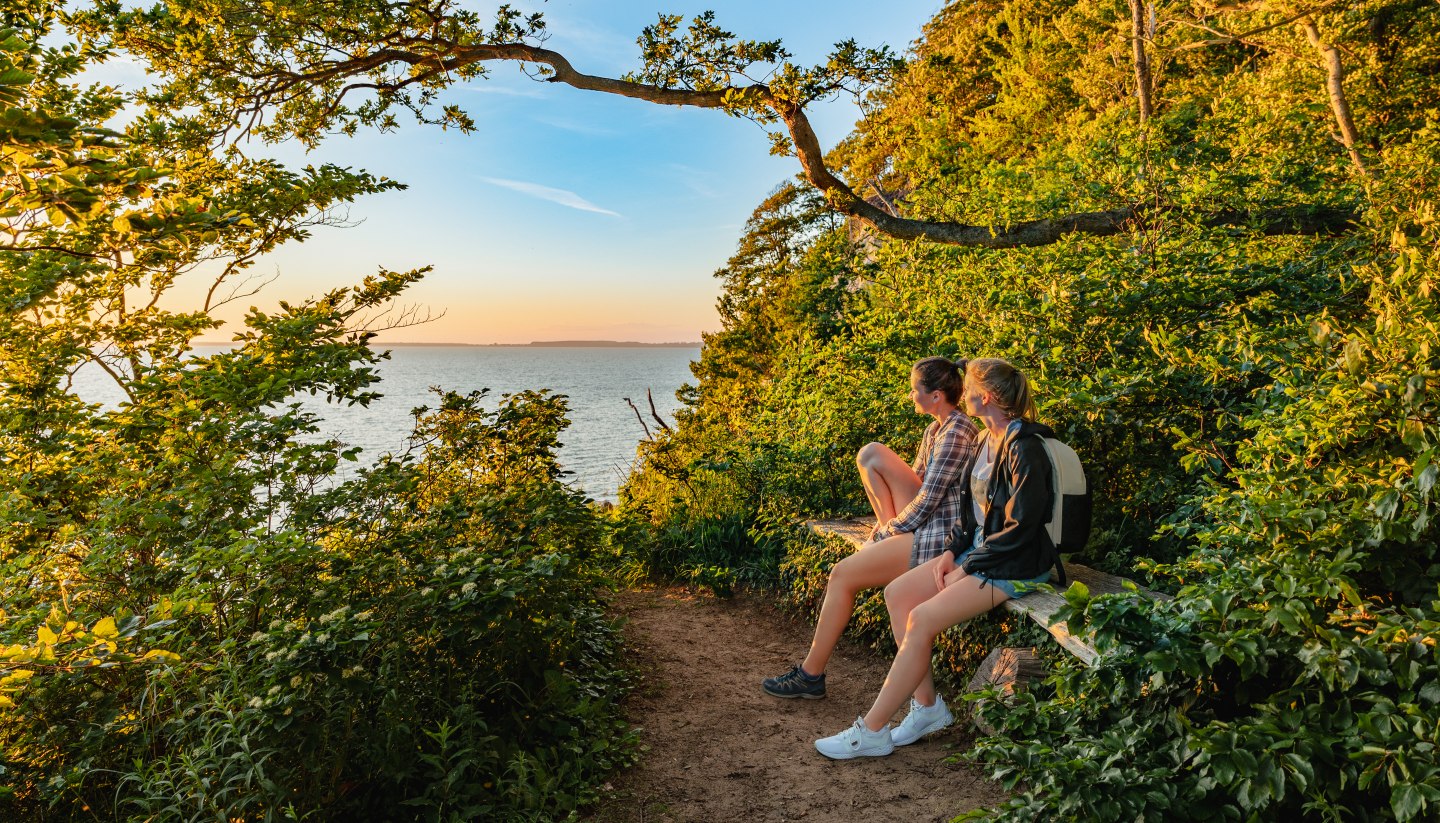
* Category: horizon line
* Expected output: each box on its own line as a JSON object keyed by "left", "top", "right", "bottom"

{"left": 191, "top": 339, "right": 704, "bottom": 348}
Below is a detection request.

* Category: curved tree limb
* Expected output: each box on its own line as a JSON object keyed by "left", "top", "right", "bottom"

{"left": 1167, "top": 0, "right": 1346, "bottom": 51}
{"left": 110, "top": 10, "right": 1361, "bottom": 248}
{"left": 646, "top": 389, "right": 672, "bottom": 434}
{"left": 624, "top": 397, "right": 654, "bottom": 440}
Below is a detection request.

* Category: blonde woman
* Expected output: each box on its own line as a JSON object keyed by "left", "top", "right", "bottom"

{"left": 814, "top": 357, "right": 1066, "bottom": 758}
{"left": 763, "top": 357, "right": 978, "bottom": 699}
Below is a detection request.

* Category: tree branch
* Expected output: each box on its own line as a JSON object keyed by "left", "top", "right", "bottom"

{"left": 84, "top": 350, "right": 137, "bottom": 405}
{"left": 121, "top": 16, "right": 1361, "bottom": 248}
{"left": 410, "top": 46, "right": 1361, "bottom": 245}
{"left": 1301, "top": 17, "right": 1371, "bottom": 179}
{"left": 624, "top": 397, "right": 653, "bottom": 440}
{"left": 646, "top": 389, "right": 672, "bottom": 434}
{"left": 1168, "top": 1, "right": 1346, "bottom": 51}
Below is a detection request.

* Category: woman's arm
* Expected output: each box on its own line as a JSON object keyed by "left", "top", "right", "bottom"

{"left": 872, "top": 416, "right": 976, "bottom": 541}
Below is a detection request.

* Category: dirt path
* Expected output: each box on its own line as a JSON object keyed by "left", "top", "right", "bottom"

{"left": 589, "top": 586, "right": 1007, "bottom": 823}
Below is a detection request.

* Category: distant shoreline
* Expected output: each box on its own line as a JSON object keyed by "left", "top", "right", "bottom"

{"left": 193, "top": 340, "right": 702, "bottom": 348}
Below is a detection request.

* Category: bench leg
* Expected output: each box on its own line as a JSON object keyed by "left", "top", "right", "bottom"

{"left": 967, "top": 646, "right": 1047, "bottom": 735}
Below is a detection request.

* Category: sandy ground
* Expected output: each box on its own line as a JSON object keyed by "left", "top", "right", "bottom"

{"left": 587, "top": 586, "right": 1008, "bottom": 823}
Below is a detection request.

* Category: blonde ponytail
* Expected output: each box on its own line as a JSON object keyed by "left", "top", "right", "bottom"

{"left": 967, "top": 358, "right": 1037, "bottom": 421}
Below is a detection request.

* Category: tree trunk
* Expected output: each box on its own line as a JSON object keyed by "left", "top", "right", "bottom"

{"left": 1130, "top": 0, "right": 1155, "bottom": 124}
{"left": 1302, "top": 18, "right": 1370, "bottom": 179}
{"left": 968, "top": 646, "right": 1048, "bottom": 735}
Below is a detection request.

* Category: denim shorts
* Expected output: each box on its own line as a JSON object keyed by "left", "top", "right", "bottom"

{"left": 954, "top": 547, "right": 1051, "bottom": 599}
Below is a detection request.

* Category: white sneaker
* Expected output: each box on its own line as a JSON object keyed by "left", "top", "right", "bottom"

{"left": 814, "top": 716, "right": 895, "bottom": 760}
{"left": 890, "top": 695, "right": 954, "bottom": 747}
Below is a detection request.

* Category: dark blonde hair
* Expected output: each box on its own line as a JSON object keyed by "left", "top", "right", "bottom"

{"left": 967, "top": 358, "right": 1037, "bottom": 421}
{"left": 913, "top": 356, "right": 967, "bottom": 404}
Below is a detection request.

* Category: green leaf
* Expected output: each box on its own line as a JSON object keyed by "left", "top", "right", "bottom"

{"left": 91, "top": 616, "right": 118, "bottom": 639}
{"left": 1063, "top": 581, "right": 1091, "bottom": 608}
{"left": 1203, "top": 642, "right": 1223, "bottom": 666}
{"left": 1284, "top": 753, "right": 1314, "bottom": 791}
{"left": 0, "top": 67, "right": 32, "bottom": 84}
{"left": 1419, "top": 682, "right": 1440, "bottom": 704}
{"left": 1392, "top": 783, "right": 1424, "bottom": 821}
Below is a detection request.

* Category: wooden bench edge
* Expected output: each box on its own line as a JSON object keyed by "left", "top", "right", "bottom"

{"left": 804, "top": 517, "right": 1164, "bottom": 666}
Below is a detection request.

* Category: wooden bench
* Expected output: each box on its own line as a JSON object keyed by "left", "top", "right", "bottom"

{"left": 805, "top": 517, "right": 1166, "bottom": 667}
{"left": 806, "top": 517, "right": 1171, "bottom": 731}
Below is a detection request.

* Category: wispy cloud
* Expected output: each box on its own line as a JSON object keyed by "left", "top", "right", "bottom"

{"left": 665, "top": 163, "right": 722, "bottom": 199}
{"left": 479, "top": 177, "right": 622, "bottom": 217}
{"left": 532, "top": 115, "right": 619, "bottom": 137}
{"left": 458, "top": 82, "right": 547, "bottom": 99}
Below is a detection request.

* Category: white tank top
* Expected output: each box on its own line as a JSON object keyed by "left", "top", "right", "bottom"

{"left": 969, "top": 435, "right": 996, "bottom": 550}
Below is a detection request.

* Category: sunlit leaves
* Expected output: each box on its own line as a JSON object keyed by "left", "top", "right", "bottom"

{"left": 630, "top": 11, "right": 789, "bottom": 95}
{"left": 3, "top": 12, "right": 639, "bottom": 816}
{"left": 0, "top": 608, "right": 178, "bottom": 709}
{"left": 627, "top": 2, "right": 1440, "bottom": 820}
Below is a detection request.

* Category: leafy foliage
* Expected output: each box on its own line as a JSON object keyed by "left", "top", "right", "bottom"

{"left": 627, "top": 1, "right": 1440, "bottom": 819}
{"left": 1, "top": 10, "right": 633, "bottom": 819}
{"left": 8, "top": 0, "right": 1440, "bottom": 818}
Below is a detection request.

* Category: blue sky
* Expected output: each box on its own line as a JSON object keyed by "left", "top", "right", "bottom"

{"left": 158, "top": 1, "right": 945, "bottom": 343}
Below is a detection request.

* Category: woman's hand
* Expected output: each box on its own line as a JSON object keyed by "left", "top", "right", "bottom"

{"left": 932, "top": 551, "right": 956, "bottom": 591}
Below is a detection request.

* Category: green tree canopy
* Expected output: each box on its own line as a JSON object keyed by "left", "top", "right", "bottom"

{"left": 77, "top": 0, "right": 1377, "bottom": 246}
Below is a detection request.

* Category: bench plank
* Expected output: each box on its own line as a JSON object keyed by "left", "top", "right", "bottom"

{"left": 806, "top": 517, "right": 1162, "bottom": 666}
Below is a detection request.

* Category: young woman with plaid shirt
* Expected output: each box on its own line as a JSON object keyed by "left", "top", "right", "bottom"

{"left": 762, "top": 356, "right": 978, "bottom": 701}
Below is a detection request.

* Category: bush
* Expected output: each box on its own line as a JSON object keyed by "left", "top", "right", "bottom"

{"left": 623, "top": 2, "right": 1440, "bottom": 820}
{"left": 2, "top": 378, "right": 639, "bottom": 821}
{"left": 0, "top": 22, "right": 636, "bottom": 818}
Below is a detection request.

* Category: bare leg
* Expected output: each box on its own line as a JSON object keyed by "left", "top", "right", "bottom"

{"left": 862, "top": 573, "right": 1010, "bottom": 731}
{"left": 800, "top": 533, "right": 913, "bottom": 676}
{"left": 856, "top": 442, "right": 922, "bottom": 529}
{"left": 882, "top": 554, "right": 950, "bottom": 707}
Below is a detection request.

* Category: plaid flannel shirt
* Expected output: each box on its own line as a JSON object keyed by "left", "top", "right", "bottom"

{"left": 871, "top": 409, "right": 980, "bottom": 567}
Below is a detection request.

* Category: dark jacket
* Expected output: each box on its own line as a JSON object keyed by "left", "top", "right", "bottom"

{"left": 945, "top": 420, "right": 1067, "bottom": 586}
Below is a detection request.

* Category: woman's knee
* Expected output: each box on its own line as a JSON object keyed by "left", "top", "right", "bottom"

{"left": 827, "top": 555, "right": 864, "bottom": 594}
{"left": 883, "top": 577, "right": 902, "bottom": 604}
{"left": 856, "top": 441, "right": 888, "bottom": 469}
{"left": 883, "top": 580, "right": 905, "bottom": 621}
{"left": 904, "top": 601, "right": 950, "bottom": 642}
{"left": 884, "top": 576, "right": 917, "bottom": 608}
{"left": 883, "top": 565, "right": 931, "bottom": 615}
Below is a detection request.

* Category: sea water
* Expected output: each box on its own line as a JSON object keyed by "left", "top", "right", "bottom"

{"left": 70, "top": 345, "right": 699, "bottom": 503}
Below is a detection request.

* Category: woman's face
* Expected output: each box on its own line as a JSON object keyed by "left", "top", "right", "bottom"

{"left": 909, "top": 371, "right": 942, "bottom": 415}
{"left": 962, "top": 373, "right": 988, "bottom": 416}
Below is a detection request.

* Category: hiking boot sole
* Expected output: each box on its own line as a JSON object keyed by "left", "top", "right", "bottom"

{"left": 763, "top": 686, "right": 826, "bottom": 699}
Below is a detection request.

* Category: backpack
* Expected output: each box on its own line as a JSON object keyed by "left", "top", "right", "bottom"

{"left": 1034, "top": 436, "right": 1092, "bottom": 554}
